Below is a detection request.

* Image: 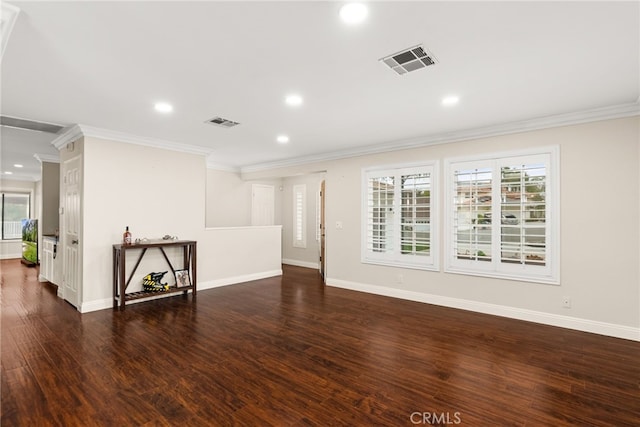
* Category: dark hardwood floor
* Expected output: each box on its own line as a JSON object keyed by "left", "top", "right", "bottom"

{"left": 1, "top": 259, "right": 638, "bottom": 426}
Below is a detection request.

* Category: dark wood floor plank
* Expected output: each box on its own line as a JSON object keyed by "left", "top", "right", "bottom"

{"left": 2, "top": 365, "right": 57, "bottom": 427}
{"left": 2, "top": 259, "right": 639, "bottom": 426}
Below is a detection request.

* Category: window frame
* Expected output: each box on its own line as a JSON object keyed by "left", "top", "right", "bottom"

{"left": 292, "top": 184, "right": 307, "bottom": 248}
{"left": 361, "top": 161, "right": 439, "bottom": 271}
{"left": 444, "top": 146, "right": 560, "bottom": 284}
{"left": 1, "top": 192, "right": 31, "bottom": 240}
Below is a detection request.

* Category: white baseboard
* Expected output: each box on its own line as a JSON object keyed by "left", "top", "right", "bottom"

{"left": 198, "top": 269, "right": 283, "bottom": 291}
{"left": 79, "top": 269, "right": 284, "bottom": 313}
{"left": 80, "top": 291, "right": 198, "bottom": 313}
{"left": 326, "top": 278, "right": 640, "bottom": 342}
{"left": 282, "top": 258, "right": 319, "bottom": 269}
{"left": 80, "top": 298, "right": 112, "bottom": 313}
{"left": 0, "top": 253, "right": 21, "bottom": 260}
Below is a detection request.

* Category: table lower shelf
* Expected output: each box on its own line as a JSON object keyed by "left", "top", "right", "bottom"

{"left": 116, "top": 286, "right": 194, "bottom": 304}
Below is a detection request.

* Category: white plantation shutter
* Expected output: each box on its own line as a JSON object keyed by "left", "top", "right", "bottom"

{"left": 452, "top": 164, "right": 494, "bottom": 265}
{"left": 446, "top": 148, "right": 558, "bottom": 284}
{"left": 362, "top": 163, "right": 437, "bottom": 270}
{"left": 293, "top": 185, "right": 306, "bottom": 248}
{"left": 499, "top": 161, "right": 548, "bottom": 266}
{"left": 400, "top": 172, "right": 432, "bottom": 257}
{"left": 366, "top": 173, "right": 395, "bottom": 254}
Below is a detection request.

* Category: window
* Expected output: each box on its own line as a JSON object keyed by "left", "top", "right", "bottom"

{"left": 293, "top": 185, "right": 306, "bottom": 248}
{"left": 2, "top": 193, "right": 30, "bottom": 240}
{"left": 445, "top": 147, "right": 559, "bottom": 284}
{"left": 362, "top": 163, "right": 438, "bottom": 270}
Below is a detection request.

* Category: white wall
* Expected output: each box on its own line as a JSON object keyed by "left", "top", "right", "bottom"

{"left": 75, "top": 137, "right": 282, "bottom": 312}
{"left": 243, "top": 116, "right": 640, "bottom": 340}
{"left": 281, "top": 173, "right": 325, "bottom": 269}
{"left": 199, "top": 226, "right": 282, "bottom": 289}
{"left": 205, "top": 169, "right": 283, "bottom": 227}
{"left": 0, "top": 179, "right": 36, "bottom": 259}
{"left": 81, "top": 137, "right": 206, "bottom": 307}
{"left": 205, "top": 169, "right": 325, "bottom": 270}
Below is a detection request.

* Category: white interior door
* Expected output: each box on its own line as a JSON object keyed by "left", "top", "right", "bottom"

{"left": 62, "top": 156, "right": 82, "bottom": 308}
{"left": 251, "top": 184, "right": 274, "bottom": 226}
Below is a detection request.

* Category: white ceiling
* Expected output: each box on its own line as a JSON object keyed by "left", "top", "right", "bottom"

{"left": 2, "top": 1, "right": 639, "bottom": 181}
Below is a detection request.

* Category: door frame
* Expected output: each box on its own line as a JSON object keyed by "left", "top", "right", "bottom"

{"left": 319, "top": 180, "right": 326, "bottom": 282}
{"left": 61, "top": 155, "right": 82, "bottom": 308}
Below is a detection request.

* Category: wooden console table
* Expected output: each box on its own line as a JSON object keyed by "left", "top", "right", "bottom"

{"left": 113, "top": 240, "right": 197, "bottom": 309}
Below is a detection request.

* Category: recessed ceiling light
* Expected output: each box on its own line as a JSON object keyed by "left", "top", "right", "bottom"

{"left": 277, "top": 135, "right": 290, "bottom": 144}
{"left": 4, "top": 171, "right": 13, "bottom": 175}
{"left": 340, "top": 3, "right": 368, "bottom": 25}
{"left": 285, "top": 94, "right": 303, "bottom": 107}
{"left": 442, "top": 95, "right": 460, "bottom": 106}
{"left": 14, "top": 164, "right": 23, "bottom": 168}
{"left": 154, "top": 102, "right": 173, "bottom": 113}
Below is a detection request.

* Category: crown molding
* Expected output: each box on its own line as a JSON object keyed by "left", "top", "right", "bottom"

{"left": 0, "top": 174, "right": 37, "bottom": 183}
{"left": 48, "top": 100, "right": 639, "bottom": 174}
{"left": 34, "top": 153, "right": 60, "bottom": 164}
{"left": 51, "top": 124, "right": 213, "bottom": 156}
{"left": 206, "top": 157, "right": 240, "bottom": 173}
{"left": 78, "top": 125, "right": 213, "bottom": 156}
{"left": 51, "top": 124, "right": 84, "bottom": 150}
{"left": 241, "top": 100, "right": 640, "bottom": 174}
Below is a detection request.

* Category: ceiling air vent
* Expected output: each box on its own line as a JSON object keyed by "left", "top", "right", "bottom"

{"left": 380, "top": 44, "right": 437, "bottom": 75}
{"left": 205, "top": 116, "right": 240, "bottom": 128}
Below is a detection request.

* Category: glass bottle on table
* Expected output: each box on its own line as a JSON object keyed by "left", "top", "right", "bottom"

{"left": 123, "top": 226, "right": 132, "bottom": 245}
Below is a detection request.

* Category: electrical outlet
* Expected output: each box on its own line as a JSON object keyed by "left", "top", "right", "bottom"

{"left": 562, "top": 296, "right": 571, "bottom": 308}
{"left": 397, "top": 274, "right": 404, "bottom": 284}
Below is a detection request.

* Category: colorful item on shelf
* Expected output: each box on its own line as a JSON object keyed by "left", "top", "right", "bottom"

{"left": 142, "top": 271, "right": 170, "bottom": 292}
{"left": 123, "top": 226, "right": 132, "bottom": 245}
